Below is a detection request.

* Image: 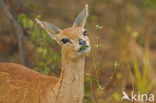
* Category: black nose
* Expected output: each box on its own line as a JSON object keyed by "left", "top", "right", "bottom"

{"left": 79, "top": 38, "right": 86, "bottom": 46}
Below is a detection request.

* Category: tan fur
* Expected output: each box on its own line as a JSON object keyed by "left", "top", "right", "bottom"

{"left": 0, "top": 5, "right": 90, "bottom": 103}
{"left": 0, "top": 63, "right": 58, "bottom": 103}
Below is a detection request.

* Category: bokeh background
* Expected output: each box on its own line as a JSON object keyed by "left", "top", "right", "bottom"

{"left": 0, "top": 0, "right": 156, "bottom": 103}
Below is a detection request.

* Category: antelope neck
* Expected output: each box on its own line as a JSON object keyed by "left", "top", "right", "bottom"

{"left": 56, "top": 52, "right": 85, "bottom": 103}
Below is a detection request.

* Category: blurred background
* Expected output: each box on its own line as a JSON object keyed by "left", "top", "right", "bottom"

{"left": 0, "top": 0, "right": 156, "bottom": 103}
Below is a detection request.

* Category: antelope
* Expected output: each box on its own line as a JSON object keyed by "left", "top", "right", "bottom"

{"left": 0, "top": 4, "right": 90, "bottom": 103}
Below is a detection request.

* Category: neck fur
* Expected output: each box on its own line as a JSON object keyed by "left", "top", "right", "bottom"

{"left": 52, "top": 50, "right": 85, "bottom": 103}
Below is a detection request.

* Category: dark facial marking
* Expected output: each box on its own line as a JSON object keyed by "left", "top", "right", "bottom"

{"left": 83, "top": 30, "right": 87, "bottom": 36}
{"left": 61, "top": 37, "right": 72, "bottom": 44}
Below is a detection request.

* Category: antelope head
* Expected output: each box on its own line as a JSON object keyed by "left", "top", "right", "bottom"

{"left": 36, "top": 4, "right": 90, "bottom": 59}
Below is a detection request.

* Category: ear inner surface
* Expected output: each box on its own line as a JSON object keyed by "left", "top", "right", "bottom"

{"left": 35, "top": 18, "right": 62, "bottom": 40}
{"left": 73, "top": 4, "right": 88, "bottom": 27}
{"left": 43, "top": 22, "right": 61, "bottom": 34}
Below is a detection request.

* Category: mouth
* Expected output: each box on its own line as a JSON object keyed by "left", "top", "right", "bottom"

{"left": 77, "top": 45, "right": 90, "bottom": 52}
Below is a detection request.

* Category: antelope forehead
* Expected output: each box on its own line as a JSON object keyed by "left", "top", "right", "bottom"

{"left": 64, "top": 27, "right": 83, "bottom": 34}
{"left": 58, "top": 27, "right": 84, "bottom": 41}
{"left": 69, "top": 33, "right": 82, "bottom": 39}
{"left": 62, "top": 33, "right": 82, "bottom": 40}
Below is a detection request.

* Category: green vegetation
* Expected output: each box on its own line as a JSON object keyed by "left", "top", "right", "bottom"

{"left": 18, "top": 13, "right": 61, "bottom": 75}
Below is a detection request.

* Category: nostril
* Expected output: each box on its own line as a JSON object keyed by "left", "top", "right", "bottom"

{"left": 79, "top": 39, "right": 86, "bottom": 45}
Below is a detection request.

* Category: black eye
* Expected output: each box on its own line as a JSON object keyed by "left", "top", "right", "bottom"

{"left": 83, "top": 31, "right": 87, "bottom": 36}
{"left": 61, "top": 38, "right": 71, "bottom": 44}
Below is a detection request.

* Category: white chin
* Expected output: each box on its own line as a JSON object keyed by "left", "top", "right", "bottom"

{"left": 78, "top": 47, "right": 91, "bottom": 54}
{"left": 70, "top": 48, "right": 91, "bottom": 58}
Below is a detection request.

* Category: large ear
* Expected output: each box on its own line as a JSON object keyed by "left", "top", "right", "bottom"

{"left": 35, "top": 18, "right": 62, "bottom": 40}
{"left": 73, "top": 4, "right": 88, "bottom": 27}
